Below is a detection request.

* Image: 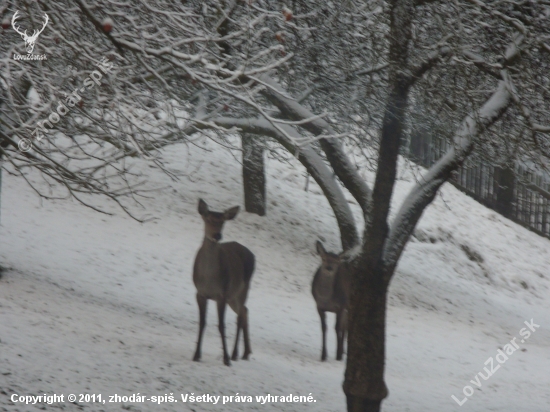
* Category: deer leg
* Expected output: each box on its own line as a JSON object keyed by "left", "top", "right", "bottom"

{"left": 217, "top": 299, "right": 231, "bottom": 366}
{"left": 193, "top": 294, "right": 207, "bottom": 362}
{"left": 342, "top": 309, "right": 348, "bottom": 355}
{"left": 336, "top": 309, "right": 344, "bottom": 361}
{"left": 242, "top": 306, "right": 252, "bottom": 360}
{"left": 231, "top": 311, "right": 242, "bottom": 361}
{"left": 318, "top": 308, "right": 327, "bottom": 361}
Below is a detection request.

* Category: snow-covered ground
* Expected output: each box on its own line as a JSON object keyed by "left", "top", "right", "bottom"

{"left": 1, "top": 138, "right": 549, "bottom": 412}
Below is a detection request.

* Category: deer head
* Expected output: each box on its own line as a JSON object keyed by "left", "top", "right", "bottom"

{"left": 12, "top": 11, "right": 49, "bottom": 54}
{"left": 198, "top": 199, "right": 239, "bottom": 242}
{"left": 316, "top": 241, "right": 342, "bottom": 274}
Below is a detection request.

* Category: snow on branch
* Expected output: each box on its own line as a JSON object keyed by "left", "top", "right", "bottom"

{"left": 457, "top": 50, "right": 501, "bottom": 79}
{"left": 204, "top": 116, "right": 360, "bottom": 250}
{"left": 346, "top": 63, "right": 389, "bottom": 81}
{"left": 382, "top": 80, "right": 512, "bottom": 275}
{"left": 405, "top": 46, "right": 451, "bottom": 86}
{"left": 258, "top": 75, "right": 372, "bottom": 216}
{"left": 465, "top": 0, "right": 526, "bottom": 34}
{"left": 504, "top": 71, "right": 550, "bottom": 158}
{"left": 74, "top": 0, "right": 125, "bottom": 56}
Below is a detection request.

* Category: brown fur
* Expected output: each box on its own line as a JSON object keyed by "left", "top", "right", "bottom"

{"left": 192, "top": 199, "right": 255, "bottom": 366}
{"left": 311, "top": 241, "right": 349, "bottom": 361}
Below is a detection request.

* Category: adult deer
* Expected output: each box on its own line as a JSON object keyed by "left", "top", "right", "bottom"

{"left": 311, "top": 241, "right": 349, "bottom": 361}
{"left": 192, "top": 199, "right": 255, "bottom": 366}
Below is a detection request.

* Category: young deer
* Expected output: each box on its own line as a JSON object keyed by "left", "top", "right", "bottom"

{"left": 311, "top": 241, "right": 349, "bottom": 361}
{"left": 192, "top": 199, "right": 255, "bottom": 366}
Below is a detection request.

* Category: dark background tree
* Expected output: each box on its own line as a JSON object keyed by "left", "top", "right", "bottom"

{"left": 242, "top": 133, "right": 266, "bottom": 216}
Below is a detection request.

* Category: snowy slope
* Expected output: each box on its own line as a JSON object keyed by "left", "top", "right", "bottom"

{"left": 0, "top": 136, "right": 549, "bottom": 412}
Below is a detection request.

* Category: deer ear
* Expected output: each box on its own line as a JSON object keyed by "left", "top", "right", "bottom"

{"left": 316, "top": 241, "right": 326, "bottom": 256}
{"left": 224, "top": 206, "right": 240, "bottom": 220}
{"left": 198, "top": 199, "right": 208, "bottom": 216}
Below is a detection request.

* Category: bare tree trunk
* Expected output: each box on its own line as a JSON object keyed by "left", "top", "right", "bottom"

{"left": 344, "top": 1, "right": 414, "bottom": 408}
{"left": 344, "top": 262, "right": 389, "bottom": 412}
{"left": 242, "top": 133, "right": 266, "bottom": 216}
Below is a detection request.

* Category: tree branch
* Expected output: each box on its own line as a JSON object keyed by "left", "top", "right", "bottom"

{"left": 200, "top": 116, "right": 360, "bottom": 250}
{"left": 415, "top": 0, "right": 439, "bottom": 5}
{"left": 382, "top": 80, "right": 512, "bottom": 277}
{"left": 405, "top": 46, "right": 451, "bottom": 86}
{"left": 460, "top": 50, "right": 501, "bottom": 79}
{"left": 465, "top": 0, "right": 526, "bottom": 34}
{"left": 345, "top": 63, "right": 389, "bottom": 81}
{"left": 73, "top": 0, "right": 126, "bottom": 56}
{"left": 258, "top": 75, "right": 372, "bottom": 218}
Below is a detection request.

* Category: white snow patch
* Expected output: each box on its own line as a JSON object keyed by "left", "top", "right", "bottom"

{"left": 0, "top": 137, "right": 549, "bottom": 411}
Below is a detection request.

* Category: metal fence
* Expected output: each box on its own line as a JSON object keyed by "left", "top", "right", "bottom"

{"left": 407, "top": 132, "right": 550, "bottom": 239}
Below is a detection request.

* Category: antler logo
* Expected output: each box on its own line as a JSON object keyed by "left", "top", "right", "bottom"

{"left": 12, "top": 11, "right": 49, "bottom": 54}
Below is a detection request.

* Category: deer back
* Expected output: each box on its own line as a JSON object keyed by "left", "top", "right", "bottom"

{"left": 219, "top": 241, "right": 255, "bottom": 287}
{"left": 312, "top": 265, "right": 341, "bottom": 312}
{"left": 332, "top": 262, "right": 351, "bottom": 308}
{"left": 193, "top": 240, "right": 254, "bottom": 300}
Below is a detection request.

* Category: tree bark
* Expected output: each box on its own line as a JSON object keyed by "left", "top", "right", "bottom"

{"left": 343, "top": 1, "right": 414, "bottom": 409}
{"left": 344, "top": 259, "right": 389, "bottom": 412}
{"left": 242, "top": 133, "right": 266, "bottom": 216}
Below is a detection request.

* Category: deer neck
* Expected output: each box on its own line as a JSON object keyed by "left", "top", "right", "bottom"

{"left": 194, "top": 236, "right": 224, "bottom": 298}
{"left": 319, "top": 267, "right": 336, "bottom": 279}
{"left": 197, "top": 236, "right": 222, "bottom": 273}
{"left": 197, "top": 237, "right": 223, "bottom": 273}
{"left": 201, "top": 235, "right": 221, "bottom": 250}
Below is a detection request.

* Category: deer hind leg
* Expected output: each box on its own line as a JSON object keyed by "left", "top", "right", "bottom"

{"left": 241, "top": 306, "right": 251, "bottom": 360}
{"left": 193, "top": 294, "right": 207, "bottom": 362}
{"left": 342, "top": 309, "right": 348, "bottom": 355}
{"left": 318, "top": 308, "right": 328, "bottom": 361}
{"left": 231, "top": 314, "right": 242, "bottom": 361}
{"left": 335, "top": 309, "right": 346, "bottom": 361}
{"left": 229, "top": 300, "right": 242, "bottom": 361}
{"left": 217, "top": 299, "right": 231, "bottom": 366}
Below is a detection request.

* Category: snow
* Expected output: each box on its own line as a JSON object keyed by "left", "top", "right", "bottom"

{"left": 1, "top": 136, "right": 549, "bottom": 411}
